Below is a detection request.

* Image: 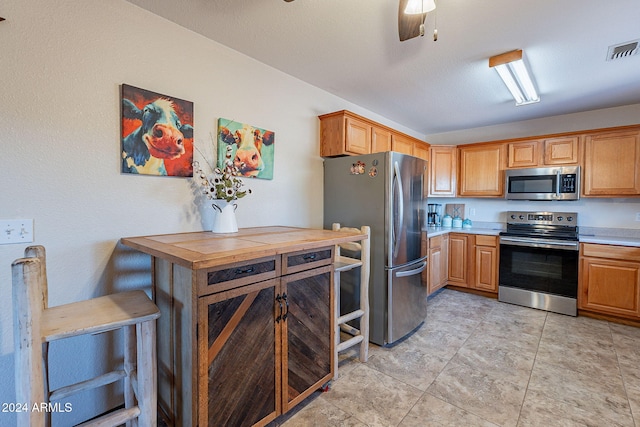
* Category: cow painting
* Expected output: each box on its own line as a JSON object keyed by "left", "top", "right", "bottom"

{"left": 217, "top": 119, "right": 275, "bottom": 180}
{"left": 121, "top": 84, "right": 194, "bottom": 176}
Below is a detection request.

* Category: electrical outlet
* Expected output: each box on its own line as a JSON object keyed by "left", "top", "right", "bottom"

{"left": 469, "top": 208, "right": 476, "bottom": 216}
{"left": 1, "top": 219, "right": 34, "bottom": 244}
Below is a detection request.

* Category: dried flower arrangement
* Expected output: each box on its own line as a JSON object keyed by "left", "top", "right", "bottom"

{"left": 193, "top": 145, "right": 251, "bottom": 203}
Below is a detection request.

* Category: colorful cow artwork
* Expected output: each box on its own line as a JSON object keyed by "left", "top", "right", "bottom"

{"left": 217, "top": 119, "right": 275, "bottom": 180}
{"left": 121, "top": 84, "right": 194, "bottom": 176}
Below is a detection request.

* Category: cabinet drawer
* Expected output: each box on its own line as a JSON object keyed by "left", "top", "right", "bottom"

{"left": 199, "top": 256, "right": 280, "bottom": 295}
{"left": 429, "top": 235, "right": 443, "bottom": 249}
{"left": 581, "top": 243, "right": 640, "bottom": 261}
{"left": 282, "top": 247, "right": 334, "bottom": 275}
{"left": 475, "top": 235, "right": 497, "bottom": 247}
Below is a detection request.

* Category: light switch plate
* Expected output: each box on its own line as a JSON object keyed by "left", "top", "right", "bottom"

{"left": 1, "top": 219, "right": 34, "bottom": 244}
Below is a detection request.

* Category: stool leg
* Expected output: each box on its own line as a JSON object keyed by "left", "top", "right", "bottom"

{"left": 124, "top": 325, "right": 136, "bottom": 427}
{"left": 333, "top": 271, "right": 340, "bottom": 381}
{"left": 13, "top": 259, "right": 45, "bottom": 427}
{"left": 43, "top": 342, "right": 51, "bottom": 427}
{"left": 136, "top": 319, "right": 157, "bottom": 426}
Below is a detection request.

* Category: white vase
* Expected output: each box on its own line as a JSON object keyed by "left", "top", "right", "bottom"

{"left": 211, "top": 200, "right": 238, "bottom": 233}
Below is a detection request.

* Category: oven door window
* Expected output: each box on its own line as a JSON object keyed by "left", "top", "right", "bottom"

{"left": 499, "top": 244, "right": 578, "bottom": 298}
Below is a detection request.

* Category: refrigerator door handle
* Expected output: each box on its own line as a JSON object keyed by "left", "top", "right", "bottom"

{"left": 394, "top": 260, "right": 427, "bottom": 277}
{"left": 392, "top": 161, "right": 404, "bottom": 258}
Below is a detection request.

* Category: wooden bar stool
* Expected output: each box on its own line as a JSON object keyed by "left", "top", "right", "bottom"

{"left": 331, "top": 223, "right": 370, "bottom": 380}
{"left": 12, "top": 245, "right": 160, "bottom": 427}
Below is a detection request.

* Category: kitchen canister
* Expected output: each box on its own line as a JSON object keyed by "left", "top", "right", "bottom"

{"left": 442, "top": 214, "right": 452, "bottom": 227}
{"left": 452, "top": 216, "right": 463, "bottom": 228}
{"left": 462, "top": 218, "right": 472, "bottom": 229}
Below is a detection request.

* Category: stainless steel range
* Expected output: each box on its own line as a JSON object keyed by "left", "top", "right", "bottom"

{"left": 498, "top": 211, "right": 579, "bottom": 316}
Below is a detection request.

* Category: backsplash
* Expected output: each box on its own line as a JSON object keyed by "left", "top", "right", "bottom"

{"left": 428, "top": 197, "right": 640, "bottom": 230}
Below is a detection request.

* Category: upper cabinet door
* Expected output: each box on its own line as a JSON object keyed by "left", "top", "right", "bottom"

{"left": 507, "top": 140, "right": 540, "bottom": 168}
{"left": 391, "top": 134, "right": 414, "bottom": 156}
{"left": 345, "top": 116, "right": 372, "bottom": 155}
{"left": 543, "top": 136, "right": 580, "bottom": 165}
{"left": 584, "top": 129, "right": 640, "bottom": 196}
{"left": 458, "top": 143, "right": 505, "bottom": 197}
{"left": 428, "top": 145, "right": 457, "bottom": 197}
{"left": 371, "top": 126, "right": 392, "bottom": 153}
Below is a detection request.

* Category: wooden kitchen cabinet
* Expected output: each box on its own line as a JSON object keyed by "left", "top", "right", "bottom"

{"left": 391, "top": 134, "right": 414, "bottom": 156}
{"left": 427, "top": 234, "right": 449, "bottom": 295}
{"left": 543, "top": 136, "right": 580, "bottom": 165}
{"left": 506, "top": 136, "right": 580, "bottom": 168}
{"left": 447, "top": 233, "right": 498, "bottom": 293}
{"left": 448, "top": 233, "right": 469, "bottom": 287}
{"left": 507, "top": 140, "right": 540, "bottom": 168}
{"left": 199, "top": 261, "right": 332, "bottom": 426}
{"left": 458, "top": 143, "right": 506, "bottom": 197}
{"left": 579, "top": 243, "right": 640, "bottom": 319}
{"left": 412, "top": 142, "right": 430, "bottom": 161}
{"left": 121, "top": 227, "right": 366, "bottom": 426}
{"left": 371, "top": 126, "right": 392, "bottom": 153}
{"left": 428, "top": 145, "right": 457, "bottom": 197}
{"left": 583, "top": 128, "right": 640, "bottom": 196}
{"left": 473, "top": 235, "right": 498, "bottom": 292}
{"left": 319, "top": 110, "right": 428, "bottom": 158}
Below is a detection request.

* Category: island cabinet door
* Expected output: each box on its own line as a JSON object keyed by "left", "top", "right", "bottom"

{"left": 198, "top": 279, "right": 280, "bottom": 427}
{"left": 280, "top": 265, "right": 333, "bottom": 412}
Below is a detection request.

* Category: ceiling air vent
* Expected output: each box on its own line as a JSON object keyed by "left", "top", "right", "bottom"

{"left": 606, "top": 39, "right": 639, "bottom": 61}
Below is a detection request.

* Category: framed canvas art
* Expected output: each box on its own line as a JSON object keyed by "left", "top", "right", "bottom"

{"left": 121, "top": 84, "right": 194, "bottom": 177}
{"left": 217, "top": 118, "right": 275, "bottom": 180}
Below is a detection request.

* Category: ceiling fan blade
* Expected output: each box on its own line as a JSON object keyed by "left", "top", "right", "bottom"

{"left": 398, "top": 0, "right": 427, "bottom": 42}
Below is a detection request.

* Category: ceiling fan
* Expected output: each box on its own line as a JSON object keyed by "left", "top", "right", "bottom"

{"left": 283, "top": 0, "right": 436, "bottom": 42}
{"left": 399, "top": 0, "right": 436, "bottom": 42}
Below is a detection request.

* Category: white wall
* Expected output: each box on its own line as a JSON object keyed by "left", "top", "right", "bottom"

{"left": 2, "top": 1, "right": 639, "bottom": 424}
{"left": 0, "top": 1, "right": 416, "bottom": 424}
{"left": 426, "top": 103, "right": 640, "bottom": 229}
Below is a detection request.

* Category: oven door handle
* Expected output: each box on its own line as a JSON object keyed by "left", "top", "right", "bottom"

{"left": 500, "top": 236, "right": 579, "bottom": 251}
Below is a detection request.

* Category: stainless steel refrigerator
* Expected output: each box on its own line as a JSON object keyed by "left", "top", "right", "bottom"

{"left": 323, "top": 152, "right": 428, "bottom": 346}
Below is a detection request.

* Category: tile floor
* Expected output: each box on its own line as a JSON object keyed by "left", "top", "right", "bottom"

{"left": 273, "top": 288, "right": 640, "bottom": 427}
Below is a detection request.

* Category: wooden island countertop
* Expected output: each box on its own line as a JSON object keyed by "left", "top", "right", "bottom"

{"left": 120, "top": 225, "right": 367, "bottom": 270}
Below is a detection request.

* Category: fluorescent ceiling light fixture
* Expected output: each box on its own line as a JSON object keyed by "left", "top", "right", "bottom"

{"left": 404, "top": 0, "right": 436, "bottom": 14}
{"left": 489, "top": 50, "right": 540, "bottom": 106}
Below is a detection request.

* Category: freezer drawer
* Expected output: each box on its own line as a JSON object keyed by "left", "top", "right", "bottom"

{"left": 387, "top": 258, "right": 428, "bottom": 344}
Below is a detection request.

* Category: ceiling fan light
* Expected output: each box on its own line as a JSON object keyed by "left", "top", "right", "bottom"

{"left": 404, "top": 0, "right": 436, "bottom": 15}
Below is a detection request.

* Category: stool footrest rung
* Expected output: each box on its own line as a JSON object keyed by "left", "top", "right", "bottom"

{"left": 49, "top": 370, "right": 126, "bottom": 402}
{"left": 76, "top": 406, "right": 141, "bottom": 427}
{"left": 334, "top": 255, "right": 363, "bottom": 272}
{"left": 337, "top": 309, "right": 364, "bottom": 325}
{"left": 337, "top": 335, "right": 364, "bottom": 353}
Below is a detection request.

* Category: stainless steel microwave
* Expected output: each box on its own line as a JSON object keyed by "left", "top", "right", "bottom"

{"left": 505, "top": 166, "right": 580, "bottom": 200}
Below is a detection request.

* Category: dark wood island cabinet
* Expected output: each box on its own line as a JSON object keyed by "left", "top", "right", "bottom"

{"left": 121, "top": 226, "right": 366, "bottom": 427}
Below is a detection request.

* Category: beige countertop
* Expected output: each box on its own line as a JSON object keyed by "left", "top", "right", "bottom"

{"left": 424, "top": 224, "right": 640, "bottom": 247}
{"left": 424, "top": 222, "right": 504, "bottom": 238}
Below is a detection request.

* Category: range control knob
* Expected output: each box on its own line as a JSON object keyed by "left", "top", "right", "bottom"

{"left": 511, "top": 214, "right": 517, "bottom": 220}
{"left": 567, "top": 216, "right": 574, "bottom": 222}
{"left": 557, "top": 216, "right": 564, "bottom": 221}
{"left": 519, "top": 215, "right": 525, "bottom": 220}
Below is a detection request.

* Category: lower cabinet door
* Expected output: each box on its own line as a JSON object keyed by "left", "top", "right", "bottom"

{"left": 281, "top": 265, "right": 333, "bottom": 411}
{"left": 198, "top": 279, "right": 279, "bottom": 427}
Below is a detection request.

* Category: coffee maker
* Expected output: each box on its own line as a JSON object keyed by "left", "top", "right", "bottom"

{"left": 427, "top": 204, "right": 442, "bottom": 226}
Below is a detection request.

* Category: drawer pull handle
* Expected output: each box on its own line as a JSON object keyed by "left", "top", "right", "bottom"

{"left": 282, "top": 293, "right": 289, "bottom": 321}
{"left": 235, "top": 267, "right": 255, "bottom": 274}
{"left": 303, "top": 254, "right": 317, "bottom": 261}
{"left": 276, "top": 294, "right": 283, "bottom": 323}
